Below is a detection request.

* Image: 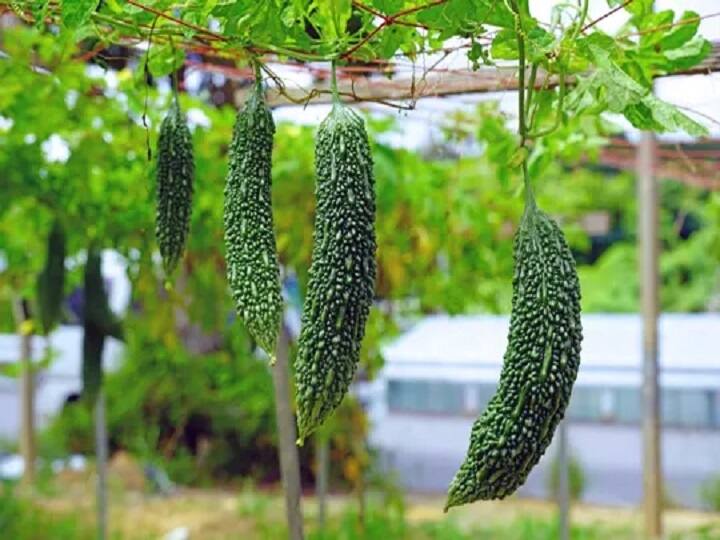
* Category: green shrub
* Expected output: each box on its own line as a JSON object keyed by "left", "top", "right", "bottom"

{"left": 547, "top": 453, "right": 586, "bottom": 502}
{"left": 40, "top": 319, "right": 297, "bottom": 486}
{"left": 0, "top": 483, "right": 95, "bottom": 540}
{"left": 700, "top": 474, "right": 720, "bottom": 511}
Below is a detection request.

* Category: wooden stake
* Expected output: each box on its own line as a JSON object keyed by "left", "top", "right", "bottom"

{"left": 316, "top": 436, "right": 329, "bottom": 531}
{"left": 12, "top": 297, "right": 35, "bottom": 487}
{"left": 638, "top": 131, "right": 662, "bottom": 540}
{"left": 94, "top": 390, "right": 109, "bottom": 540}
{"left": 557, "top": 419, "right": 570, "bottom": 540}
{"left": 271, "top": 325, "right": 304, "bottom": 540}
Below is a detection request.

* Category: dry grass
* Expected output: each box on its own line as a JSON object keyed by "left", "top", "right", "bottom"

{"left": 26, "top": 466, "right": 720, "bottom": 539}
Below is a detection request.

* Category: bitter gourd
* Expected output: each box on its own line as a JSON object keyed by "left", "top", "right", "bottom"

{"left": 36, "top": 219, "right": 66, "bottom": 336}
{"left": 445, "top": 198, "right": 582, "bottom": 510}
{"left": 82, "top": 246, "right": 123, "bottom": 403}
{"left": 294, "top": 99, "right": 377, "bottom": 443}
{"left": 155, "top": 97, "right": 194, "bottom": 277}
{"left": 224, "top": 82, "right": 282, "bottom": 356}
{"left": 82, "top": 246, "right": 107, "bottom": 404}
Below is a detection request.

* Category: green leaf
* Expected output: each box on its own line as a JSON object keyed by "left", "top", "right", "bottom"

{"left": 575, "top": 32, "right": 619, "bottom": 65}
{"left": 62, "top": 0, "right": 96, "bottom": 30}
{"left": 608, "top": 0, "right": 653, "bottom": 18}
{"left": 314, "top": 0, "right": 352, "bottom": 41}
{"left": 490, "top": 29, "right": 517, "bottom": 60}
{"left": 660, "top": 11, "right": 701, "bottom": 50}
{"left": 490, "top": 23, "right": 549, "bottom": 62}
{"left": 663, "top": 36, "right": 711, "bottom": 72}
{"left": 147, "top": 45, "right": 185, "bottom": 78}
{"left": 638, "top": 10, "right": 673, "bottom": 49}
{"left": 641, "top": 94, "right": 708, "bottom": 137}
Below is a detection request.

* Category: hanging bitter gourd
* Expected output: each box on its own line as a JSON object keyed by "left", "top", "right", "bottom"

{"left": 82, "top": 246, "right": 107, "bottom": 404}
{"left": 36, "top": 219, "right": 66, "bottom": 336}
{"left": 294, "top": 98, "right": 377, "bottom": 443}
{"left": 155, "top": 97, "right": 194, "bottom": 277}
{"left": 224, "top": 81, "right": 282, "bottom": 356}
{"left": 445, "top": 198, "right": 582, "bottom": 510}
{"left": 82, "top": 246, "right": 123, "bottom": 404}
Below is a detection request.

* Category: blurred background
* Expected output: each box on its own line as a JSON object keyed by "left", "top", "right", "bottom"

{"left": 1, "top": 0, "right": 720, "bottom": 539}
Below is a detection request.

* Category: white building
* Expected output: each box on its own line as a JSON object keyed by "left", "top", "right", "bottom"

{"left": 370, "top": 313, "right": 720, "bottom": 508}
{"left": 0, "top": 326, "right": 123, "bottom": 441}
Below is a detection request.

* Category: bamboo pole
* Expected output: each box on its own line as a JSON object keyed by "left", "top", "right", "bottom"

{"left": 12, "top": 297, "right": 35, "bottom": 487}
{"left": 557, "top": 419, "right": 570, "bottom": 540}
{"left": 94, "top": 390, "right": 109, "bottom": 540}
{"left": 271, "top": 324, "right": 304, "bottom": 540}
{"left": 315, "top": 436, "right": 329, "bottom": 531}
{"left": 637, "top": 131, "right": 662, "bottom": 540}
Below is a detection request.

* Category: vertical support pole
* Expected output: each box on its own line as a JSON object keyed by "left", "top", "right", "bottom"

{"left": 557, "top": 419, "right": 570, "bottom": 540}
{"left": 638, "top": 131, "right": 662, "bottom": 540}
{"left": 271, "top": 325, "right": 304, "bottom": 540}
{"left": 94, "top": 390, "right": 109, "bottom": 540}
{"left": 316, "top": 436, "right": 329, "bottom": 532}
{"left": 12, "top": 297, "right": 35, "bottom": 487}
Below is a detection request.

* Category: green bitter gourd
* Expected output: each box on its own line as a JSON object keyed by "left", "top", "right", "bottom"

{"left": 82, "top": 246, "right": 123, "bottom": 404}
{"left": 294, "top": 98, "right": 377, "bottom": 443}
{"left": 155, "top": 97, "right": 195, "bottom": 277}
{"left": 224, "top": 80, "right": 282, "bottom": 356}
{"left": 445, "top": 197, "right": 582, "bottom": 510}
{"left": 36, "top": 219, "right": 66, "bottom": 336}
{"left": 82, "top": 246, "right": 107, "bottom": 404}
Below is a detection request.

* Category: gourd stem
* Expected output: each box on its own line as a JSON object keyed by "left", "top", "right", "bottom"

{"left": 330, "top": 59, "right": 340, "bottom": 105}
{"left": 253, "top": 60, "right": 263, "bottom": 94}
{"left": 524, "top": 63, "right": 538, "bottom": 123}
{"left": 570, "top": 0, "right": 589, "bottom": 41}
{"left": 511, "top": 0, "right": 535, "bottom": 208}
{"left": 527, "top": 71, "right": 567, "bottom": 139}
{"left": 171, "top": 69, "right": 180, "bottom": 105}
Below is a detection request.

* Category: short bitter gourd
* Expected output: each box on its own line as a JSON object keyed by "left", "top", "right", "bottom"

{"left": 294, "top": 100, "right": 377, "bottom": 443}
{"left": 224, "top": 82, "right": 282, "bottom": 356}
{"left": 156, "top": 97, "right": 194, "bottom": 277}
{"left": 445, "top": 198, "right": 582, "bottom": 510}
{"left": 36, "top": 219, "right": 66, "bottom": 336}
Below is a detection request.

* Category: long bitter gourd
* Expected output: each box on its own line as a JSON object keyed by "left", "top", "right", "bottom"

{"left": 224, "top": 81, "right": 282, "bottom": 356}
{"left": 82, "top": 246, "right": 107, "bottom": 404}
{"left": 82, "top": 246, "right": 123, "bottom": 404}
{"left": 156, "top": 97, "right": 194, "bottom": 277}
{"left": 36, "top": 219, "right": 66, "bottom": 336}
{"left": 294, "top": 99, "right": 377, "bottom": 443}
{"left": 445, "top": 198, "right": 582, "bottom": 510}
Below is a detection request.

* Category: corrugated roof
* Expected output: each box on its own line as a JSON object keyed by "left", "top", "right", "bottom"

{"left": 382, "top": 313, "right": 720, "bottom": 371}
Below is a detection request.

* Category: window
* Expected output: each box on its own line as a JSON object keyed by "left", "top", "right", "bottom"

{"left": 387, "top": 380, "right": 720, "bottom": 428}
{"left": 614, "top": 387, "right": 641, "bottom": 423}
{"left": 387, "top": 380, "right": 464, "bottom": 414}
{"left": 567, "top": 386, "right": 718, "bottom": 428}
{"left": 568, "top": 387, "right": 611, "bottom": 422}
{"left": 662, "top": 389, "right": 715, "bottom": 429}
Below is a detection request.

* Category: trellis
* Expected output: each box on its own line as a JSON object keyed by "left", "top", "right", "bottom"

{"left": 2, "top": 3, "right": 719, "bottom": 540}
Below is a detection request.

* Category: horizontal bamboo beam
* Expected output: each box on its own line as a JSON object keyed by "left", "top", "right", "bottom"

{"left": 229, "top": 41, "right": 720, "bottom": 108}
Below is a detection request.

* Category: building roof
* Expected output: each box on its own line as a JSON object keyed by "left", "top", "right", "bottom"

{"left": 381, "top": 314, "right": 720, "bottom": 387}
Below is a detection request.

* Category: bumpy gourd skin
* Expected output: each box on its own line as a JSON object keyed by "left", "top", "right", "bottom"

{"left": 445, "top": 201, "right": 582, "bottom": 510}
{"left": 224, "top": 85, "right": 282, "bottom": 356}
{"left": 156, "top": 99, "right": 194, "bottom": 277}
{"left": 295, "top": 102, "right": 377, "bottom": 442}
{"left": 36, "top": 220, "right": 66, "bottom": 336}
